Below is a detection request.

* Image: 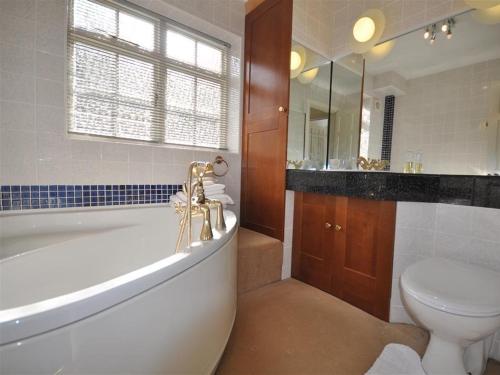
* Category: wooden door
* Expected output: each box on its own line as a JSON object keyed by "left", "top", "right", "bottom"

{"left": 292, "top": 192, "right": 337, "bottom": 292}
{"left": 332, "top": 197, "right": 395, "bottom": 321}
{"left": 240, "top": 0, "right": 292, "bottom": 241}
{"left": 291, "top": 192, "right": 396, "bottom": 321}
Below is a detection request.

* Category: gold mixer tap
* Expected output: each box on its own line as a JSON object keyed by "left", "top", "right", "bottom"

{"left": 357, "top": 157, "right": 390, "bottom": 171}
{"left": 175, "top": 161, "right": 226, "bottom": 252}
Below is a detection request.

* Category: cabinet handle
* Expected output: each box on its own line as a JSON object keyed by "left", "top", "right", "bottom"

{"left": 278, "top": 106, "right": 287, "bottom": 113}
{"left": 334, "top": 224, "right": 342, "bottom": 232}
{"left": 325, "top": 222, "right": 332, "bottom": 229}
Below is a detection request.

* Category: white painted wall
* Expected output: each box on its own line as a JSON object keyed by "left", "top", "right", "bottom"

{"left": 0, "top": 0, "right": 244, "bottom": 216}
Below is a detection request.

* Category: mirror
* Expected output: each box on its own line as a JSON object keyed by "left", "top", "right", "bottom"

{"left": 287, "top": 43, "right": 364, "bottom": 170}
{"left": 287, "top": 44, "right": 331, "bottom": 170}
{"left": 328, "top": 55, "right": 364, "bottom": 170}
{"left": 361, "top": 10, "right": 500, "bottom": 175}
{"left": 288, "top": 9, "right": 500, "bottom": 176}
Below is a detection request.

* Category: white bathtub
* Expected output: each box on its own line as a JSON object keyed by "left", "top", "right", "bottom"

{"left": 0, "top": 205, "right": 238, "bottom": 374}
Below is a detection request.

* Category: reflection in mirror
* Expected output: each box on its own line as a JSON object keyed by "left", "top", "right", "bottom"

{"left": 361, "top": 10, "right": 500, "bottom": 175}
{"left": 287, "top": 43, "right": 364, "bottom": 171}
{"left": 328, "top": 55, "right": 364, "bottom": 170}
{"left": 287, "top": 43, "right": 331, "bottom": 170}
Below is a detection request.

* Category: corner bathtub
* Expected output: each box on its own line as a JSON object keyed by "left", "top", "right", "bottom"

{"left": 0, "top": 205, "right": 238, "bottom": 374}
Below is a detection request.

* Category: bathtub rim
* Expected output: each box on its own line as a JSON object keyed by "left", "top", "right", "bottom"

{"left": 0, "top": 206, "right": 238, "bottom": 346}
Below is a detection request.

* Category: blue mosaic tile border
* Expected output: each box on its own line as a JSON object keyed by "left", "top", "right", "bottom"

{"left": 0, "top": 184, "right": 183, "bottom": 211}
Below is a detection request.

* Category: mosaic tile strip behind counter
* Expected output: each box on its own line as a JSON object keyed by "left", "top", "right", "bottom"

{"left": 0, "top": 184, "right": 183, "bottom": 211}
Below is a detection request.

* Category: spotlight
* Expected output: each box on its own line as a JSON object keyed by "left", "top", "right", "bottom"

{"left": 441, "top": 22, "right": 448, "bottom": 32}
{"left": 424, "top": 27, "right": 430, "bottom": 39}
{"left": 446, "top": 29, "right": 453, "bottom": 39}
{"left": 429, "top": 24, "right": 437, "bottom": 44}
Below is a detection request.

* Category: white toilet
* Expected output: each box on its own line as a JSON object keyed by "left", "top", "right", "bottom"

{"left": 400, "top": 257, "right": 500, "bottom": 375}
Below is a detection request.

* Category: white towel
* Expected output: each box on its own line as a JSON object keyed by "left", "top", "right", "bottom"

{"left": 203, "top": 184, "right": 225, "bottom": 193}
{"left": 206, "top": 193, "right": 234, "bottom": 205}
{"left": 365, "top": 344, "right": 425, "bottom": 375}
{"left": 173, "top": 191, "right": 234, "bottom": 206}
{"left": 169, "top": 195, "right": 184, "bottom": 205}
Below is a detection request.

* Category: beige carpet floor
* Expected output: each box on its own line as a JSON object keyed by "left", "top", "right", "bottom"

{"left": 217, "top": 278, "right": 500, "bottom": 375}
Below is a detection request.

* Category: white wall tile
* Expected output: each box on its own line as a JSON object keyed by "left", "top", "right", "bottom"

{"left": 0, "top": 14, "right": 35, "bottom": 49}
{"left": 36, "top": 159, "right": 72, "bottom": 184}
{"left": 396, "top": 202, "right": 437, "bottom": 230}
{"left": 35, "top": 105, "right": 65, "bottom": 134}
{"left": 0, "top": 71, "right": 35, "bottom": 103}
{"left": 129, "top": 161, "right": 153, "bottom": 184}
{"left": 0, "top": 101, "right": 35, "bottom": 131}
{"left": 70, "top": 160, "right": 102, "bottom": 184}
{"left": 0, "top": 129, "right": 36, "bottom": 164}
{"left": 37, "top": 132, "right": 71, "bottom": 162}
{"left": 0, "top": 0, "right": 36, "bottom": 20}
{"left": 128, "top": 145, "right": 153, "bottom": 163}
{"left": 390, "top": 305, "right": 415, "bottom": 324}
{"left": 100, "top": 161, "right": 129, "bottom": 184}
{"left": 0, "top": 43, "right": 35, "bottom": 75}
{"left": 394, "top": 226, "right": 435, "bottom": 257}
{"left": 101, "top": 143, "right": 129, "bottom": 162}
{"left": 0, "top": 160, "right": 37, "bottom": 184}
{"left": 35, "top": 52, "right": 64, "bottom": 81}
{"left": 35, "top": 79, "right": 64, "bottom": 107}
{"left": 69, "top": 140, "right": 102, "bottom": 161}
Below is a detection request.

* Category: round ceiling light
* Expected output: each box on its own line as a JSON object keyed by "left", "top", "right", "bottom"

{"left": 297, "top": 67, "right": 319, "bottom": 84}
{"left": 350, "top": 9, "right": 386, "bottom": 54}
{"left": 290, "top": 51, "right": 302, "bottom": 70}
{"left": 464, "top": 0, "right": 500, "bottom": 9}
{"left": 353, "top": 17, "right": 376, "bottom": 42}
{"left": 290, "top": 44, "right": 306, "bottom": 79}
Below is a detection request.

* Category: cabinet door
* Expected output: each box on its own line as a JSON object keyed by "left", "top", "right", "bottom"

{"left": 332, "top": 197, "right": 395, "bottom": 321}
{"left": 292, "top": 192, "right": 337, "bottom": 292}
{"left": 240, "top": 0, "right": 292, "bottom": 241}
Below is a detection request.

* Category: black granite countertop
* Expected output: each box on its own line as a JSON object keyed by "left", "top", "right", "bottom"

{"left": 286, "top": 169, "right": 500, "bottom": 209}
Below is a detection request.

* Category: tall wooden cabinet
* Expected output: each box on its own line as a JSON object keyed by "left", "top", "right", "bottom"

{"left": 240, "top": 0, "right": 292, "bottom": 241}
{"left": 292, "top": 192, "right": 396, "bottom": 321}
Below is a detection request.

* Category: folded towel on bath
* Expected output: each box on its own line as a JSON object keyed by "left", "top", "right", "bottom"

{"left": 203, "top": 183, "right": 225, "bottom": 193}
{"left": 171, "top": 191, "right": 234, "bottom": 206}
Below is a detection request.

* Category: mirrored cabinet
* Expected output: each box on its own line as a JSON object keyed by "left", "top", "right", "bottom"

{"left": 287, "top": 10, "right": 500, "bottom": 176}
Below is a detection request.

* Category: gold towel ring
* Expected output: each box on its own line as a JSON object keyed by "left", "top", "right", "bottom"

{"left": 213, "top": 155, "right": 229, "bottom": 177}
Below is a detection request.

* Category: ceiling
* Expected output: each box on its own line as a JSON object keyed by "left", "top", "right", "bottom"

{"left": 365, "top": 10, "right": 500, "bottom": 79}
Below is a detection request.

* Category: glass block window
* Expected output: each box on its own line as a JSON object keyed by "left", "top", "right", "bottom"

{"left": 68, "top": 0, "right": 230, "bottom": 149}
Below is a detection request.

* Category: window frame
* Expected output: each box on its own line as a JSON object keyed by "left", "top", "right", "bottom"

{"left": 67, "top": 0, "right": 231, "bottom": 150}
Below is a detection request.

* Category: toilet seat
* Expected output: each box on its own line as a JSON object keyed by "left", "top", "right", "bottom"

{"left": 401, "top": 258, "right": 500, "bottom": 318}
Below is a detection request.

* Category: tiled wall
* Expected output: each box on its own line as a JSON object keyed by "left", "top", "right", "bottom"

{"left": 293, "top": 0, "right": 470, "bottom": 60}
{"left": 381, "top": 95, "right": 395, "bottom": 167}
{"left": 392, "top": 202, "right": 500, "bottom": 360}
{"left": 391, "top": 58, "right": 500, "bottom": 175}
{"left": 0, "top": 0, "right": 243, "bottom": 216}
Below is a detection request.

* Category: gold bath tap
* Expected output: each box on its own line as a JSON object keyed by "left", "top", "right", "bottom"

{"left": 175, "top": 161, "right": 226, "bottom": 252}
{"left": 357, "top": 157, "right": 390, "bottom": 171}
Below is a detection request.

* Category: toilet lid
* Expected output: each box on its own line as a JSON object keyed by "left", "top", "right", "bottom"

{"left": 401, "top": 258, "right": 500, "bottom": 317}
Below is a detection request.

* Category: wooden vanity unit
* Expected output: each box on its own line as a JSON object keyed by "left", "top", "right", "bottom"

{"left": 292, "top": 192, "right": 396, "bottom": 321}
